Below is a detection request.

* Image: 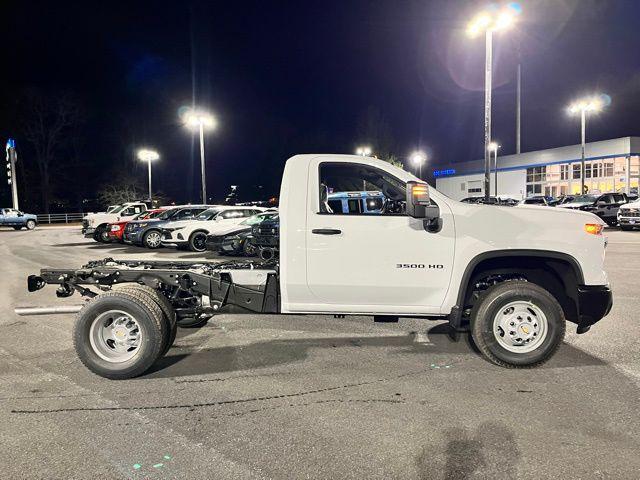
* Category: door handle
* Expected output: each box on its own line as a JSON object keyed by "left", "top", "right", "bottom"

{"left": 312, "top": 228, "right": 342, "bottom": 235}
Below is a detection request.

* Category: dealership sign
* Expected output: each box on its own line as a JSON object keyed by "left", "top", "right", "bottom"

{"left": 433, "top": 168, "right": 456, "bottom": 177}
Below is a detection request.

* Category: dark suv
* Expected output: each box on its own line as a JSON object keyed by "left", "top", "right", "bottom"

{"left": 558, "top": 193, "right": 629, "bottom": 226}
{"left": 123, "top": 205, "right": 212, "bottom": 248}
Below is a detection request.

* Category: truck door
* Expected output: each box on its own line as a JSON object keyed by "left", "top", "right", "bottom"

{"left": 305, "top": 160, "right": 455, "bottom": 314}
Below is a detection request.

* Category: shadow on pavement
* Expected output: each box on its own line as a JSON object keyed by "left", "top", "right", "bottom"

{"left": 141, "top": 324, "right": 605, "bottom": 379}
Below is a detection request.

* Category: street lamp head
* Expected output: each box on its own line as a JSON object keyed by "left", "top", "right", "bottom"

{"left": 410, "top": 151, "right": 427, "bottom": 166}
{"left": 488, "top": 142, "right": 500, "bottom": 152}
{"left": 466, "top": 4, "right": 521, "bottom": 37}
{"left": 183, "top": 109, "right": 217, "bottom": 129}
{"left": 137, "top": 149, "right": 159, "bottom": 162}
{"left": 567, "top": 95, "right": 608, "bottom": 116}
{"left": 356, "top": 146, "right": 372, "bottom": 156}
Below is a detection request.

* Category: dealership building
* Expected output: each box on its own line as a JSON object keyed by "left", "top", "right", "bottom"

{"left": 434, "top": 136, "right": 640, "bottom": 201}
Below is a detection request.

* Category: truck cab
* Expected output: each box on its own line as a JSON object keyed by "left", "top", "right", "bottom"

{"left": 83, "top": 202, "right": 148, "bottom": 242}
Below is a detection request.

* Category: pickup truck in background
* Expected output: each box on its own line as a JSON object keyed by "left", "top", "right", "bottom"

{"left": 83, "top": 202, "right": 148, "bottom": 242}
{"left": 0, "top": 208, "right": 37, "bottom": 230}
{"left": 20, "top": 154, "right": 612, "bottom": 379}
{"left": 617, "top": 198, "right": 640, "bottom": 230}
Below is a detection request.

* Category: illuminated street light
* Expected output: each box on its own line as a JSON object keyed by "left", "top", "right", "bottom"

{"left": 356, "top": 146, "right": 372, "bottom": 157}
{"left": 410, "top": 151, "right": 427, "bottom": 179}
{"left": 567, "top": 95, "right": 608, "bottom": 194}
{"left": 489, "top": 142, "right": 500, "bottom": 196}
{"left": 183, "top": 108, "right": 217, "bottom": 203}
{"left": 467, "top": 3, "right": 521, "bottom": 200}
{"left": 137, "top": 149, "right": 159, "bottom": 203}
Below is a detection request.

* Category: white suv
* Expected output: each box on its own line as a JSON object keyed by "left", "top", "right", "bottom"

{"left": 161, "top": 206, "right": 266, "bottom": 251}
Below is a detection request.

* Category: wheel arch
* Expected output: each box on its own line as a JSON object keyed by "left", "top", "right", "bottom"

{"left": 454, "top": 250, "right": 584, "bottom": 326}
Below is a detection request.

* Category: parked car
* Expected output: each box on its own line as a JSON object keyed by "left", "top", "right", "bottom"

{"left": 0, "top": 208, "right": 37, "bottom": 230}
{"left": 206, "top": 211, "right": 278, "bottom": 256}
{"left": 161, "top": 206, "right": 267, "bottom": 252}
{"left": 83, "top": 202, "right": 148, "bottom": 242}
{"left": 518, "top": 196, "right": 555, "bottom": 206}
{"left": 250, "top": 213, "right": 280, "bottom": 260}
{"left": 460, "top": 196, "right": 518, "bottom": 206}
{"left": 617, "top": 198, "right": 640, "bottom": 230}
{"left": 549, "top": 195, "right": 575, "bottom": 206}
{"left": 558, "top": 193, "right": 629, "bottom": 226}
{"left": 123, "top": 205, "right": 212, "bottom": 248}
{"left": 106, "top": 209, "right": 167, "bottom": 243}
{"left": 326, "top": 191, "right": 385, "bottom": 214}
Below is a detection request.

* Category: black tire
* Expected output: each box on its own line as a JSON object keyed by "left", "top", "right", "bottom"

{"left": 113, "top": 285, "right": 177, "bottom": 356}
{"left": 188, "top": 231, "right": 208, "bottom": 252}
{"left": 13, "top": 226, "right": 22, "bottom": 230}
{"left": 470, "top": 280, "right": 565, "bottom": 368}
{"left": 242, "top": 239, "right": 257, "bottom": 257}
{"left": 93, "top": 226, "right": 111, "bottom": 243}
{"left": 26, "top": 220, "right": 36, "bottom": 230}
{"left": 73, "top": 291, "right": 167, "bottom": 379}
{"left": 142, "top": 229, "right": 163, "bottom": 249}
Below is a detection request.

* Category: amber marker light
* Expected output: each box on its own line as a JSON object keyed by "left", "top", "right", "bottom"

{"left": 584, "top": 224, "right": 604, "bottom": 235}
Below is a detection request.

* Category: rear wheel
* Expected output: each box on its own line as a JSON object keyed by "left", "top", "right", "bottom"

{"left": 26, "top": 220, "right": 36, "bottom": 230}
{"left": 142, "top": 230, "right": 162, "bottom": 249}
{"left": 188, "top": 231, "right": 208, "bottom": 252}
{"left": 470, "top": 281, "right": 565, "bottom": 368}
{"left": 113, "top": 285, "right": 177, "bottom": 356}
{"left": 73, "top": 291, "right": 167, "bottom": 379}
{"left": 242, "top": 239, "right": 257, "bottom": 256}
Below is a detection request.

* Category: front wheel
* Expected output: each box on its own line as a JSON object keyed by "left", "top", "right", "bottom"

{"left": 470, "top": 281, "right": 565, "bottom": 368}
{"left": 26, "top": 220, "right": 36, "bottom": 230}
{"left": 188, "top": 231, "right": 208, "bottom": 252}
{"left": 142, "top": 230, "right": 162, "bottom": 249}
{"left": 242, "top": 239, "right": 257, "bottom": 256}
{"left": 93, "top": 226, "right": 111, "bottom": 243}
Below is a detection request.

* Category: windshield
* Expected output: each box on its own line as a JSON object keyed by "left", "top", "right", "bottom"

{"left": 157, "top": 208, "right": 180, "bottom": 220}
{"left": 136, "top": 210, "right": 163, "bottom": 221}
{"left": 240, "top": 212, "right": 276, "bottom": 225}
{"left": 571, "top": 195, "right": 597, "bottom": 203}
{"left": 106, "top": 205, "right": 119, "bottom": 213}
{"left": 196, "top": 208, "right": 223, "bottom": 221}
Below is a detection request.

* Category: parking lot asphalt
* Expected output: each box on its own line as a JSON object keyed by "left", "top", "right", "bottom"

{"left": 1, "top": 226, "right": 639, "bottom": 479}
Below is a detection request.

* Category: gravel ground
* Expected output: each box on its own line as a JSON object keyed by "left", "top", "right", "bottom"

{"left": 0, "top": 226, "right": 639, "bottom": 479}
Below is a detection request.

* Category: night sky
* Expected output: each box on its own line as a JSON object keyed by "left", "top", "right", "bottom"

{"left": 1, "top": 0, "right": 639, "bottom": 209}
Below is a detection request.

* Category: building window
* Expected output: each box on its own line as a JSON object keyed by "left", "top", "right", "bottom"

{"left": 460, "top": 183, "right": 466, "bottom": 191}
{"left": 560, "top": 164, "right": 569, "bottom": 180}
{"left": 585, "top": 163, "right": 592, "bottom": 178}
{"left": 573, "top": 164, "right": 581, "bottom": 179}
{"left": 526, "top": 166, "right": 546, "bottom": 183}
{"left": 604, "top": 162, "right": 614, "bottom": 177}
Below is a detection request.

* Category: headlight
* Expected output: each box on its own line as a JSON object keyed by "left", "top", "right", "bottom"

{"left": 110, "top": 225, "right": 120, "bottom": 232}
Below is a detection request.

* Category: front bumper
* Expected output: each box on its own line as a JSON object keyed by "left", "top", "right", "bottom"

{"left": 576, "top": 285, "right": 613, "bottom": 333}
{"left": 161, "top": 230, "right": 187, "bottom": 245}
{"left": 618, "top": 216, "right": 639, "bottom": 226}
{"left": 122, "top": 230, "right": 143, "bottom": 244}
{"left": 82, "top": 227, "right": 95, "bottom": 236}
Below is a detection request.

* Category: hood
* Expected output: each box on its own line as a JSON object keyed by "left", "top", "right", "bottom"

{"left": 557, "top": 201, "right": 593, "bottom": 209}
{"left": 206, "top": 222, "right": 249, "bottom": 236}
{"left": 128, "top": 218, "right": 162, "bottom": 226}
{"left": 619, "top": 200, "right": 640, "bottom": 210}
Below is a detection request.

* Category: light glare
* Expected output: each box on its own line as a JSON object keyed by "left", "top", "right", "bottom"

{"left": 183, "top": 109, "right": 217, "bottom": 129}
{"left": 137, "top": 149, "right": 159, "bottom": 162}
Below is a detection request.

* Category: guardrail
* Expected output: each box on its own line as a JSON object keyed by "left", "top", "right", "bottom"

{"left": 36, "top": 213, "right": 85, "bottom": 224}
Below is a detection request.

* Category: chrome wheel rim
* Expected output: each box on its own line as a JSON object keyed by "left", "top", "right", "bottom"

{"left": 89, "top": 310, "right": 142, "bottom": 362}
{"left": 146, "top": 231, "right": 161, "bottom": 248}
{"left": 27, "top": 220, "right": 36, "bottom": 230}
{"left": 492, "top": 300, "right": 548, "bottom": 353}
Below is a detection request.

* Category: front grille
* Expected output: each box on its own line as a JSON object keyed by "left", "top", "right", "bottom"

{"left": 258, "top": 226, "right": 278, "bottom": 235}
{"left": 621, "top": 209, "right": 640, "bottom": 218}
{"left": 82, "top": 219, "right": 89, "bottom": 229}
{"left": 125, "top": 223, "right": 135, "bottom": 233}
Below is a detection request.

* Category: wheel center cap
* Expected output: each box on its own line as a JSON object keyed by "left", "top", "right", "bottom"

{"left": 114, "top": 327, "right": 127, "bottom": 339}
{"left": 519, "top": 324, "right": 532, "bottom": 335}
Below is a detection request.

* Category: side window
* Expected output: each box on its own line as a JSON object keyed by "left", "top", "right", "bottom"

{"left": 177, "top": 209, "right": 193, "bottom": 219}
{"left": 318, "top": 163, "right": 407, "bottom": 215}
{"left": 221, "top": 210, "right": 243, "bottom": 219}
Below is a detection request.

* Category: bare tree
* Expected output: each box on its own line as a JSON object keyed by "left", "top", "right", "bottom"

{"left": 97, "top": 176, "right": 144, "bottom": 206}
{"left": 22, "top": 91, "right": 79, "bottom": 213}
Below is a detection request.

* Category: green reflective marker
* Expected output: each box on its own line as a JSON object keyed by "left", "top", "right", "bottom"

{"left": 133, "top": 464, "right": 141, "bottom": 470}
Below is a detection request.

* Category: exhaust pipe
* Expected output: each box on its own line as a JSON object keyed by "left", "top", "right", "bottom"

{"left": 259, "top": 247, "right": 276, "bottom": 261}
{"left": 14, "top": 305, "right": 84, "bottom": 316}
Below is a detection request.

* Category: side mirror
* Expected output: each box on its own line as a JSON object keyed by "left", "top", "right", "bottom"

{"left": 406, "top": 181, "right": 441, "bottom": 233}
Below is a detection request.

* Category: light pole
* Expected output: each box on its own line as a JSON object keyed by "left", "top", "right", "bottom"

{"left": 467, "top": 4, "right": 520, "bottom": 201}
{"left": 137, "top": 149, "right": 159, "bottom": 203}
{"left": 183, "top": 109, "right": 216, "bottom": 203}
{"left": 489, "top": 142, "right": 500, "bottom": 197}
{"left": 567, "top": 96, "right": 606, "bottom": 194}
{"left": 410, "top": 151, "right": 427, "bottom": 179}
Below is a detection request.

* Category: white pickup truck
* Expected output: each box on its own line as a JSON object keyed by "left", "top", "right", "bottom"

{"left": 20, "top": 154, "right": 612, "bottom": 379}
{"left": 82, "top": 202, "right": 147, "bottom": 242}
